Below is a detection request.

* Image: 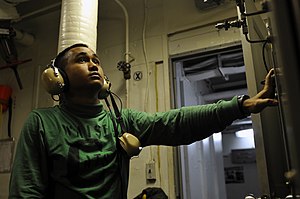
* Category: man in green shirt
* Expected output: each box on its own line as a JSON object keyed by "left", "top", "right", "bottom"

{"left": 9, "top": 43, "right": 278, "bottom": 199}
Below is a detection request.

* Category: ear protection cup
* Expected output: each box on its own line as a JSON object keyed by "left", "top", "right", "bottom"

{"left": 41, "top": 60, "right": 68, "bottom": 95}
{"left": 98, "top": 75, "right": 111, "bottom": 99}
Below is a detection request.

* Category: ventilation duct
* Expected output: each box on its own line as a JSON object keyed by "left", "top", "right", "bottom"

{"left": 0, "top": 0, "right": 30, "bottom": 19}
{"left": 1, "top": 0, "right": 29, "bottom": 3}
{"left": 0, "top": 1, "right": 19, "bottom": 20}
{"left": 14, "top": 29, "right": 34, "bottom": 46}
{"left": 180, "top": 45, "right": 247, "bottom": 94}
{"left": 183, "top": 48, "right": 245, "bottom": 81}
{"left": 58, "top": 0, "right": 98, "bottom": 52}
{"left": 0, "top": 0, "right": 34, "bottom": 46}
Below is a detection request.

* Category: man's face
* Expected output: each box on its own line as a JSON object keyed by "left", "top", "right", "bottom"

{"left": 64, "top": 46, "right": 105, "bottom": 93}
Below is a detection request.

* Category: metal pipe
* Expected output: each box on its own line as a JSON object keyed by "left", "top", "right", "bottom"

{"left": 14, "top": 29, "right": 34, "bottom": 46}
{"left": 14, "top": 2, "right": 61, "bottom": 22}
{"left": 114, "top": 0, "right": 130, "bottom": 107}
{"left": 114, "top": 0, "right": 129, "bottom": 63}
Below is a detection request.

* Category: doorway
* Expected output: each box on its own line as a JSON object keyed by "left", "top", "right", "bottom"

{"left": 171, "top": 44, "right": 261, "bottom": 199}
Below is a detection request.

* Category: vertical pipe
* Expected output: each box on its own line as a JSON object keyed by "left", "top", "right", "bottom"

{"left": 114, "top": 0, "right": 129, "bottom": 63}
{"left": 114, "top": 0, "right": 130, "bottom": 107}
{"left": 58, "top": 0, "right": 98, "bottom": 52}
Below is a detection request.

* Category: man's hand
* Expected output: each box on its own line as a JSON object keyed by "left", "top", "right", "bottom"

{"left": 243, "top": 68, "right": 278, "bottom": 114}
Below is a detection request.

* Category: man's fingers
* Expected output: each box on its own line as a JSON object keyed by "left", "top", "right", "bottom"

{"left": 257, "top": 99, "right": 279, "bottom": 112}
{"left": 249, "top": 98, "right": 278, "bottom": 114}
{"left": 263, "top": 98, "right": 278, "bottom": 106}
{"left": 264, "top": 68, "right": 275, "bottom": 87}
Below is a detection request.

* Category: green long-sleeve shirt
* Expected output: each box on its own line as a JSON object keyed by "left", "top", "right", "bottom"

{"left": 9, "top": 96, "right": 244, "bottom": 199}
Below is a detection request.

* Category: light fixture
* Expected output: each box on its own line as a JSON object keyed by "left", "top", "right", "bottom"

{"left": 213, "top": 132, "right": 222, "bottom": 142}
{"left": 235, "top": 128, "right": 254, "bottom": 138}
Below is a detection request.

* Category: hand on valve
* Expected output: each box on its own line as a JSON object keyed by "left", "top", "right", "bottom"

{"left": 242, "top": 68, "right": 278, "bottom": 114}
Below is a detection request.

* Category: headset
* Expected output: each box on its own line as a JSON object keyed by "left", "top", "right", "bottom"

{"left": 41, "top": 59, "right": 141, "bottom": 157}
{"left": 41, "top": 59, "right": 111, "bottom": 99}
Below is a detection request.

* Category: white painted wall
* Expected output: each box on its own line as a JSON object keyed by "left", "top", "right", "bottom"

{"left": 0, "top": 0, "right": 243, "bottom": 198}
{"left": 0, "top": 10, "right": 60, "bottom": 199}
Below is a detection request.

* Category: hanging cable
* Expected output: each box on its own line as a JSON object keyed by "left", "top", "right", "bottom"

{"left": 111, "top": 91, "right": 123, "bottom": 113}
{"left": 104, "top": 94, "right": 126, "bottom": 199}
{"left": 262, "top": 40, "right": 269, "bottom": 73}
{"left": 245, "top": 33, "right": 268, "bottom": 44}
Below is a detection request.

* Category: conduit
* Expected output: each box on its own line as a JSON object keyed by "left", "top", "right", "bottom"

{"left": 14, "top": 29, "right": 34, "bottom": 46}
{"left": 114, "top": 0, "right": 129, "bottom": 63}
{"left": 142, "top": 0, "right": 149, "bottom": 112}
{"left": 114, "top": 0, "right": 130, "bottom": 107}
{"left": 58, "top": 0, "right": 98, "bottom": 52}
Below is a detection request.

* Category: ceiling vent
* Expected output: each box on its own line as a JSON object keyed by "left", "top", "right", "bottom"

{"left": 194, "top": 0, "right": 225, "bottom": 10}
{"left": 180, "top": 45, "right": 246, "bottom": 95}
